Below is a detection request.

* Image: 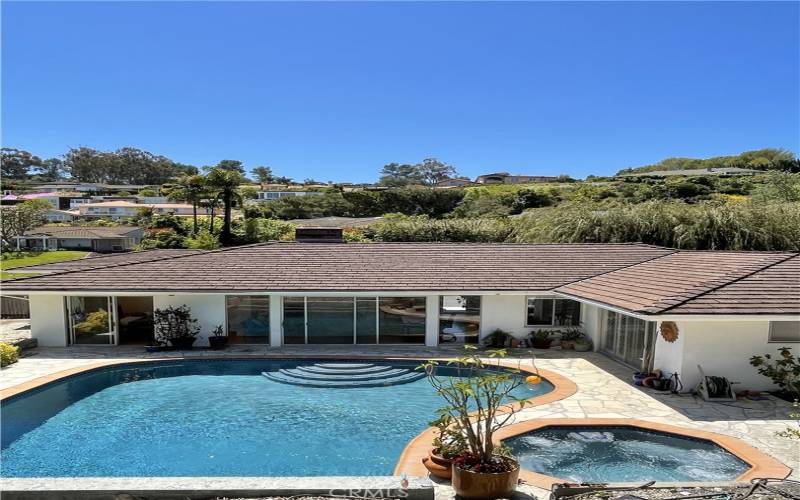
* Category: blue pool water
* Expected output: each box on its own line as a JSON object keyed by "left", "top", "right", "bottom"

{"left": 1, "top": 359, "right": 549, "bottom": 477}
{"left": 505, "top": 426, "right": 749, "bottom": 482}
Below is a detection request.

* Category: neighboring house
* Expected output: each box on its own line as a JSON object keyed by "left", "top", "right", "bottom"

{"left": 5, "top": 241, "right": 798, "bottom": 392}
{"left": 256, "top": 191, "right": 323, "bottom": 201}
{"left": 13, "top": 225, "right": 144, "bottom": 252}
{"left": 45, "top": 209, "right": 77, "bottom": 222}
{"left": 475, "top": 172, "right": 560, "bottom": 184}
{"left": 617, "top": 167, "right": 762, "bottom": 178}
{"left": 73, "top": 201, "right": 211, "bottom": 220}
{"left": 0, "top": 192, "right": 93, "bottom": 210}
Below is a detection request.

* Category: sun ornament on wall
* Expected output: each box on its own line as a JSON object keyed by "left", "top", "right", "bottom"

{"left": 660, "top": 321, "right": 679, "bottom": 343}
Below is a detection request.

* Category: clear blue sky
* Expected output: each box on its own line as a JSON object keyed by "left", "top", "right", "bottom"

{"left": 2, "top": 1, "right": 798, "bottom": 182}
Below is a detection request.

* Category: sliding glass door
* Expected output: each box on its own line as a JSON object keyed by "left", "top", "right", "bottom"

{"left": 602, "top": 310, "right": 656, "bottom": 371}
{"left": 282, "top": 296, "right": 426, "bottom": 344}
{"left": 68, "top": 296, "right": 115, "bottom": 345}
{"left": 307, "top": 297, "right": 354, "bottom": 344}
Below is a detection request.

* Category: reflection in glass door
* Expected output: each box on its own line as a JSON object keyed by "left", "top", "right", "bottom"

{"left": 602, "top": 311, "right": 656, "bottom": 371}
{"left": 283, "top": 297, "right": 306, "bottom": 344}
{"left": 68, "top": 296, "right": 115, "bottom": 345}
{"left": 307, "top": 297, "right": 354, "bottom": 344}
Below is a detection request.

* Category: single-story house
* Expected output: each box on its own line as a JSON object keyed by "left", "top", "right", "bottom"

{"left": 476, "top": 172, "right": 560, "bottom": 184}
{"left": 256, "top": 191, "right": 323, "bottom": 201}
{"left": 435, "top": 178, "right": 476, "bottom": 188}
{"left": 3, "top": 241, "right": 798, "bottom": 392}
{"left": 13, "top": 225, "right": 144, "bottom": 252}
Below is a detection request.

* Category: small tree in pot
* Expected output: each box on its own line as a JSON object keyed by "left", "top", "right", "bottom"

{"left": 420, "top": 347, "right": 529, "bottom": 498}
{"left": 207, "top": 325, "right": 228, "bottom": 350}
{"left": 154, "top": 305, "right": 200, "bottom": 350}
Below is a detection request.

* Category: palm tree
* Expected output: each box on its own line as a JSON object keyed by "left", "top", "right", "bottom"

{"left": 166, "top": 174, "right": 208, "bottom": 235}
{"left": 205, "top": 168, "right": 244, "bottom": 245}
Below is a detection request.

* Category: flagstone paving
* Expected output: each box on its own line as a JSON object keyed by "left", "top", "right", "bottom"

{"left": 1, "top": 345, "right": 796, "bottom": 500}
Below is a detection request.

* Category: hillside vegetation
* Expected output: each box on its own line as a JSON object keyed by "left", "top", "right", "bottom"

{"left": 615, "top": 148, "right": 796, "bottom": 175}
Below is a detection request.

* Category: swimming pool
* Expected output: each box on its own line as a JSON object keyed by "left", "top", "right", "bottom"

{"left": 504, "top": 426, "right": 749, "bottom": 482}
{"left": 1, "top": 359, "right": 550, "bottom": 477}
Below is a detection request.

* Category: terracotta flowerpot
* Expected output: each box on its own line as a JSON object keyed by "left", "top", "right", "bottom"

{"left": 451, "top": 458, "right": 519, "bottom": 499}
{"left": 531, "top": 338, "right": 551, "bottom": 349}
{"left": 560, "top": 340, "right": 575, "bottom": 350}
{"left": 423, "top": 449, "right": 452, "bottom": 479}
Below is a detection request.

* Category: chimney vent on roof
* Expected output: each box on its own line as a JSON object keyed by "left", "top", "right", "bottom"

{"left": 295, "top": 227, "right": 344, "bottom": 243}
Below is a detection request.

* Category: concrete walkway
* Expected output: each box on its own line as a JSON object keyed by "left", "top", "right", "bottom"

{"left": 1, "top": 345, "right": 796, "bottom": 499}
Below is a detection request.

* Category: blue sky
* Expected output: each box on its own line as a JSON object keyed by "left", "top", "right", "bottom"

{"left": 2, "top": 1, "right": 798, "bottom": 182}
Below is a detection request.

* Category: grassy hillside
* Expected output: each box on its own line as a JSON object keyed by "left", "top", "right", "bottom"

{"left": 615, "top": 148, "right": 796, "bottom": 175}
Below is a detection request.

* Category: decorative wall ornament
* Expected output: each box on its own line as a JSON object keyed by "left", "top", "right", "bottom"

{"left": 660, "top": 321, "right": 679, "bottom": 343}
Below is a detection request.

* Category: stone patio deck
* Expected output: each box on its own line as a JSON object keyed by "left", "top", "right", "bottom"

{"left": 1, "top": 345, "right": 796, "bottom": 499}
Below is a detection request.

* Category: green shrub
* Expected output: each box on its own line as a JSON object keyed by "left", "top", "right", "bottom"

{"left": 373, "top": 216, "right": 512, "bottom": 242}
{"left": 1, "top": 343, "right": 20, "bottom": 367}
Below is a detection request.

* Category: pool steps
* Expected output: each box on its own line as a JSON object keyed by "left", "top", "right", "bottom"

{"left": 262, "top": 362, "right": 426, "bottom": 388}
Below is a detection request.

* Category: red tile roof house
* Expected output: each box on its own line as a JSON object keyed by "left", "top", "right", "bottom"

{"left": 3, "top": 242, "right": 798, "bottom": 392}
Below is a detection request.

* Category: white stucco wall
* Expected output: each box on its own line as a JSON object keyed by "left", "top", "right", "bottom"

{"left": 579, "top": 303, "right": 602, "bottom": 350}
{"left": 152, "top": 294, "right": 226, "bottom": 347}
{"left": 29, "top": 295, "right": 67, "bottom": 347}
{"left": 674, "top": 320, "right": 792, "bottom": 392}
{"left": 480, "top": 295, "right": 528, "bottom": 339}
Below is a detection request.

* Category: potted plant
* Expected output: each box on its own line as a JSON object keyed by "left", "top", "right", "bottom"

{"left": 420, "top": 347, "right": 529, "bottom": 498}
{"left": 153, "top": 305, "right": 200, "bottom": 350}
{"left": 484, "top": 329, "right": 511, "bottom": 348}
{"left": 530, "top": 330, "right": 552, "bottom": 349}
{"left": 558, "top": 327, "right": 582, "bottom": 350}
{"left": 207, "top": 325, "right": 228, "bottom": 350}
{"left": 423, "top": 414, "right": 467, "bottom": 479}
{"left": 573, "top": 334, "right": 593, "bottom": 352}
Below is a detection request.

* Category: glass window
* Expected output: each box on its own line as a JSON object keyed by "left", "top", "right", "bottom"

{"left": 526, "top": 298, "right": 554, "bottom": 326}
{"left": 604, "top": 311, "right": 617, "bottom": 351}
{"left": 554, "top": 300, "right": 581, "bottom": 326}
{"left": 307, "top": 297, "right": 354, "bottom": 344}
{"left": 379, "top": 297, "right": 426, "bottom": 344}
{"left": 439, "top": 296, "right": 480, "bottom": 344}
{"left": 69, "top": 296, "right": 113, "bottom": 345}
{"left": 283, "top": 296, "right": 306, "bottom": 344}
{"left": 226, "top": 296, "right": 269, "bottom": 344}
{"left": 769, "top": 321, "right": 800, "bottom": 343}
{"left": 356, "top": 297, "right": 378, "bottom": 344}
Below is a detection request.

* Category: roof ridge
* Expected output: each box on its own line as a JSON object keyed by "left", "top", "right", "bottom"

{"left": 657, "top": 253, "right": 800, "bottom": 314}
{"left": 553, "top": 248, "right": 680, "bottom": 290}
{"left": 3, "top": 242, "right": 276, "bottom": 282}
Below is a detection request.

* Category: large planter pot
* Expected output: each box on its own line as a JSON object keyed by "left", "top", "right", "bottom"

{"left": 560, "top": 340, "right": 576, "bottom": 350}
{"left": 208, "top": 336, "right": 228, "bottom": 350}
{"left": 531, "top": 338, "right": 551, "bottom": 349}
{"left": 452, "top": 458, "right": 519, "bottom": 499}
{"left": 169, "top": 337, "right": 196, "bottom": 350}
{"left": 574, "top": 342, "right": 591, "bottom": 352}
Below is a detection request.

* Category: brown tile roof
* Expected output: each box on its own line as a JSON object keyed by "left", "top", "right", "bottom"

{"left": 666, "top": 255, "right": 800, "bottom": 315}
{"left": 1, "top": 242, "right": 673, "bottom": 293}
{"left": 556, "top": 251, "right": 799, "bottom": 315}
{"left": 23, "top": 225, "right": 143, "bottom": 239}
{"left": 6, "top": 249, "right": 205, "bottom": 274}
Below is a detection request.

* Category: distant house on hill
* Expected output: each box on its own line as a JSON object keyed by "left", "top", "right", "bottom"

{"left": 435, "top": 178, "right": 476, "bottom": 188}
{"left": 617, "top": 167, "right": 761, "bottom": 178}
{"left": 475, "top": 172, "right": 560, "bottom": 185}
{"left": 72, "top": 201, "right": 211, "bottom": 220}
{"left": 14, "top": 225, "right": 144, "bottom": 252}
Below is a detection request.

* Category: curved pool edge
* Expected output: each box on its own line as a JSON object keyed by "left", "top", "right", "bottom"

{"left": 392, "top": 363, "right": 579, "bottom": 477}
{"left": 492, "top": 418, "right": 793, "bottom": 489}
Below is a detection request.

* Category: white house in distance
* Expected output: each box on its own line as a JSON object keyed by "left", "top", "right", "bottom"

{"left": 3, "top": 240, "right": 798, "bottom": 392}
{"left": 72, "top": 201, "right": 211, "bottom": 220}
{"left": 13, "top": 225, "right": 145, "bottom": 252}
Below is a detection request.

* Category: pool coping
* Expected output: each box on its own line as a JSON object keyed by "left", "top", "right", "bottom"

{"left": 492, "top": 418, "right": 793, "bottom": 489}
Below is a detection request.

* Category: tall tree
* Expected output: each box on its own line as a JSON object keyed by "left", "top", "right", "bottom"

{"left": 0, "top": 200, "right": 49, "bottom": 249}
{"left": 251, "top": 166, "right": 273, "bottom": 184}
{"left": 207, "top": 160, "right": 246, "bottom": 174}
{"left": 205, "top": 168, "right": 245, "bottom": 245}
{"left": 64, "top": 147, "right": 189, "bottom": 184}
{"left": 1, "top": 148, "right": 42, "bottom": 179}
{"left": 166, "top": 174, "right": 209, "bottom": 235}
{"left": 34, "top": 158, "right": 66, "bottom": 181}
{"left": 378, "top": 162, "right": 422, "bottom": 187}
{"left": 416, "top": 158, "right": 457, "bottom": 185}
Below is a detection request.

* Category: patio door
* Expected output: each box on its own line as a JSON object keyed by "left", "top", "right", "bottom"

{"left": 602, "top": 311, "right": 656, "bottom": 371}
{"left": 67, "top": 296, "right": 116, "bottom": 345}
